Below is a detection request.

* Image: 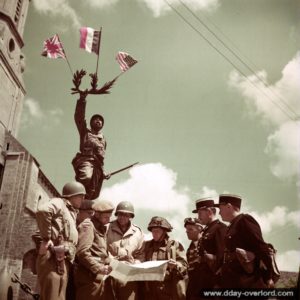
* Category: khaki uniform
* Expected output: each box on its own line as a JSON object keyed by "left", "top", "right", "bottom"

{"left": 141, "top": 237, "right": 188, "bottom": 300}
{"left": 74, "top": 217, "right": 114, "bottom": 300}
{"left": 36, "top": 198, "right": 78, "bottom": 300}
{"left": 72, "top": 97, "right": 107, "bottom": 200}
{"left": 106, "top": 220, "right": 144, "bottom": 300}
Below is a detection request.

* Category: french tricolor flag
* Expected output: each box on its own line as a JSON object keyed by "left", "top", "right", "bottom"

{"left": 79, "top": 27, "right": 101, "bottom": 55}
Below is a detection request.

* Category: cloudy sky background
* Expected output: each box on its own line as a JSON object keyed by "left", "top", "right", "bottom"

{"left": 19, "top": 0, "right": 299, "bottom": 271}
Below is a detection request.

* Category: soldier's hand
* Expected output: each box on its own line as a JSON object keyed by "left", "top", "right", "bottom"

{"left": 98, "top": 265, "right": 112, "bottom": 275}
{"left": 167, "top": 259, "right": 177, "bottom": 270}
{"left": 266, "top": 278, "right": 274, "bottom": 288}
{"left": 39, "top": 239, "right": 54, "bottom": 255}
{"left": 104, "top": 173, "right": 111, "bottom": 180}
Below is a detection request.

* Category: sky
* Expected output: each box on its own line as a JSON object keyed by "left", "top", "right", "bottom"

{"left": 19, "top": 0, "right": 300, "bottom": 271}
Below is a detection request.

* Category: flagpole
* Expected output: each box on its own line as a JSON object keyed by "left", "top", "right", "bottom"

{"left": 95, "top": 27, "right": 102, "bottom": 76}
{"left": 65, "top": 56, "right": 74, "bottom": 76}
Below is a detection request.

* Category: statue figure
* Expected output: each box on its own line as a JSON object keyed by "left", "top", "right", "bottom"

{"left": 72, "top": 90, "right": 109, "bottom": 200}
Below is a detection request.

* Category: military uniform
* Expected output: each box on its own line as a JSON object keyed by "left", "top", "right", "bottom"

{"left": 184, "top": 218, "right": 203, "bottom": 300}
{"left": 36, "top": 198, "right": 78, "bottom": 300}
{"left": 72, "top": 96, "right": 106, "bottom": 200}
{"left": 142, "top": 237, "right": 188, "bottom": 300}
{"left": 107, "top": 219, "right": 144, "bottom": 300}
{"left": 220, "top": 213, "right": 273, "bottom": 288}
{"left": 74, "top": 217, "right": 114, "bottom": 300}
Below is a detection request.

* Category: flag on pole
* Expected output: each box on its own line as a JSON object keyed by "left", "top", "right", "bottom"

{"left": 79, "top": 27, "right": 101, "bottom": 55}
{"left": 41, "top": 34, "right": 66, "bottom": 59}
{"left": 115, "top": 52, "right": 138, "bottom": 72}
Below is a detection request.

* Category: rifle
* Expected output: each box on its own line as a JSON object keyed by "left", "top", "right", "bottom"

{"left": 11, "top": 273, "right": 40, "bottom": 300}
{"left": 106, "top": 162, "right": 139, "bottom": 178}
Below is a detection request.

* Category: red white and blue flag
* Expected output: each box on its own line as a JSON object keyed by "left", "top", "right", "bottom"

{"left": 79, "top": 27, "right": 101, "bottom": 55}
{"left": 116, "top": 52, "right": 138, "bottom": 72}
{"left": 41, "top": 34, "right": 66, "bottom": 59}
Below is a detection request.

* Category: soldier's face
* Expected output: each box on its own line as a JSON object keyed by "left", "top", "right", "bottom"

{"left": 185, "top": 224, "right": 201, "bottom": 241}
{"left": 219, "top": 203, "right": 230, "bottom": 222}
{"left": 69, "top": 194, "right": 84, "bottom": 209}
{"left": 96, "top": 211, "right": 112, "bottom": 225}
{"left": 77, "top": 209, "right": 94, "bottom": 224}
{"left": 91, "top": 117, "right": 103, "bottom": 131}
{"left": 117, "top": 212, "right": 132, "bottom": 226}
{"left": 151, "top": 227, "right": 166, "bottom": 241}
{"left": 197, "top": 209, "right": 210, "bottom": 225}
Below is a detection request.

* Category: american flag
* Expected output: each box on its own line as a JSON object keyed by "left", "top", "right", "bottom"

{"left": 116, "top": 52, "right": 138, "bottom": 72}
{"left": 41, "top": 34, "right": 66, "bottom": 59}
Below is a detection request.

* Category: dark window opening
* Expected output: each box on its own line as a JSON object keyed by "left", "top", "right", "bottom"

{"left": 14, "top": 0, "right": 22, "bottom": 23}
{"left": 0, "top": 163, "right": 4, "bottom": 191}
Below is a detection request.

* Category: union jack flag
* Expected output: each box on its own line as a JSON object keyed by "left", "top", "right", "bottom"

{"left": 116, "top": 52, "right": 138, "bottom": 72}
{"left": 41, "top": 34, "right": 66, "bottom": 59}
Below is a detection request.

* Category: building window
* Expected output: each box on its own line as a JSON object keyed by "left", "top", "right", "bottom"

{"left": 14, "top": 0, "right": 23, "bottom": 23}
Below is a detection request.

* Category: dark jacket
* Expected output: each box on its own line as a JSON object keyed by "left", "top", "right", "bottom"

{"left": 220, "top": 213, "right": 273, "bottom": 288}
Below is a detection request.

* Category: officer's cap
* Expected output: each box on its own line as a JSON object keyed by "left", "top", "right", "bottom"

{"left": 192, "top": 198, "right": 215, "bottom": 213}
{"left": 214, "top": 194, "right": 242, "bottom": 209}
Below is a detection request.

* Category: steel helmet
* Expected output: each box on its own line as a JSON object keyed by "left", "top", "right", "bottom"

{"left": 62, "top": 181, "right": 86, "bottom": 198}
{"left": 147, "top": 216, "right": 173, "bottom": 232}
{"left": 115, "top": 201, "right": 134, "bottom": 217}
{"left": 90, "top": 114, "right": 104, "bottom": 127}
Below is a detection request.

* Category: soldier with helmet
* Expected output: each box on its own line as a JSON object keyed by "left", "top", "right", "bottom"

{"left": 106, "top": 200, "right": 144, "bottom": 300}
{"left": 141, "top": 216, "right": 188, "bottom": 300}
{"left": 192, "top": 198, "right": 227, "bottom": 295}
{"left": 72, "top": 91, "right": 110, "bottom": 200}
{"left": 35, "top": 181, "right": 85, "bottom": 300}
{"left": 184, "top": 217, "right": 204, "bottom": 300}
{"left": 74, "top": 199, "right": 115, "bottom": 300}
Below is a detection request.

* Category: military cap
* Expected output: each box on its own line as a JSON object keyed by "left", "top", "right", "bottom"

{"left": 214, "top": 194, "right": 242, "bottom": 209}
{"left": 192, "top": 197, "right": 215, "bottom": 213}
{"left": 92, "top": 199, "right": 114, "bottom": 212}
{"left": 147, "top": 216, "right": 173, "bottom": 232}
{"left": 184, "top": 217, "right": 203, "bottom": 228}
{"left": 90, "top": 114, "right": 104, "bottom": 127}
{"left": 79, "top": 199, "right": 93, "bottom": 210}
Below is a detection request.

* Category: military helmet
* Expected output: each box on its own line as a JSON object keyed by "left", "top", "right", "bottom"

{"left": 147, "top": 216, "right": 173, "bottom": 232}
{"left": 115, "top": 201, "right": 134, "bottom": 217}
{"left": 62, "top": 181, "right": 86, "bottom": 198}
{"left": 79, "top": 199, "right": 93, "bottom": 210}
{"left": 184, "top": 217, "right": 203, "bottom": 228}
{"left": 92, "top": 199, "right": 114, "bottom": 212}
{"left": 90, "top": 114, "right": 104, "bottom": 127}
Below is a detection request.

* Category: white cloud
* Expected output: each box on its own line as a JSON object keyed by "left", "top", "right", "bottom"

{"left": 265, "top": 121, "right": 300, "bottom": 179}
{"left": 247, "top": 206, "right": 300, "bottom": 234}
{"left": 228, "top": 52, "right": 300, "bottom": 180}
{"left": 101, "top": 163, "right": 191, "bottom": 246}
{"left": 85, "top": 0, "right": 220, "bottom": 17}
{"left": 276, "top": 250, "right": 300, "bottom": 272}
{"left": 32, "top": 0, "right": 81, "bottom": 29}
{"left": 21, "top": 98, "right": 63, "bottom": 130}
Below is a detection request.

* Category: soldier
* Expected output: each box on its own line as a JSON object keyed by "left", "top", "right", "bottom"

{"left": 35, "top": 181, "right": 85, "bottom": 300}
{"left": 72, "top": 91, "right": 109, "bottom": 200}
{"left": 192, "top": 198, "right": 227, "bottom": 294}
{"left": 184, "top": 217, "right": 204, "bottom": 300}
{"left": 74, "top": 199, "right": 115, "bottom": 300}
{"left": 106, "top": 201, "right": 144, "bottom": 300}
{"left": 215, "top": 194, "right": 275, "bottom": 288}
{"left": 142, "top": 216, "right": 188, "bottom": 300}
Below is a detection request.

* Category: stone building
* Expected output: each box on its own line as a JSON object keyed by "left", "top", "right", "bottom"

{"left": 0, "top": 1, "right": 60, "bottom": 299}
